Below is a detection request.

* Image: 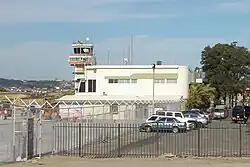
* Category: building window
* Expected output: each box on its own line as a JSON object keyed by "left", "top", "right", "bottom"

{"left": 154, "top": 79, "right": 165, "bottom": 84}
{"left": 108, "top": 79, "right": 137, "bottom": 84}
{"left": 167, "top": 79, "right": 177, "bottom": 84}
{"left": 93, "top": 80, "right": 96, "bottom": 92}
{"left": 88, "top": 79, "right": 96, "bottom": 92}
{"left": 108, "top": 79, "right": 118, "bottom": 83}
{"left": 79, "top": 82, "right": 85, "bottom": 92}
{"left": 131, "top": 79, "right": 137, "bottom": 83}
{"left": 118, "top": 79, "right": 130, "bottom": 83}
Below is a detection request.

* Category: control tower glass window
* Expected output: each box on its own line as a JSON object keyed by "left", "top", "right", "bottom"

{"left": 73, "top": 48, "right": 80, "bottom": 54}
{"left": 81, "top": 48, "right": 90, "bottom": 54}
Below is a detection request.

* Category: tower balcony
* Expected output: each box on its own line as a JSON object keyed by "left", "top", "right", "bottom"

{"left": 71, "top": 53, "right": 94, "bottom": 56}
{"left": 68, "top": 56, "right": 93, "bottom": 66}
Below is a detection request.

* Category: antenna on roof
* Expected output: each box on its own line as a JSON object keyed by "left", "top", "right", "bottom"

{"left": 124, "top": 58, "right": 128, "bottom": 65}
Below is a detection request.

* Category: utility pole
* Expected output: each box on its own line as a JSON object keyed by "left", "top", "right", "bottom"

{"left": 128, "top": 45, "right": 131, "bottom": 64}
{"left": 130, "top": 35, "right": 134, "bottom": 65}
{"left": 107, "top": 49, "right": 110, "bottom": 65}
{"left": 152, "top": 63, "right": 156, "bottom": 113}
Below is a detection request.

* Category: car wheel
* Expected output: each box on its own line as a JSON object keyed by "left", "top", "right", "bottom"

{"left": 146, "top": 126, "right": 152, "bottom": 133}
{"left": 233, "top": 120, "right": 237, "bottom": 124}
{"left": 172, "top": 127, "right": 179, "bottom": 133}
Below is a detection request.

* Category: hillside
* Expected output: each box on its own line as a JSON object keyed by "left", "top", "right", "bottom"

{"left": 0, "top": 78, "right": 66, "bottom": 88}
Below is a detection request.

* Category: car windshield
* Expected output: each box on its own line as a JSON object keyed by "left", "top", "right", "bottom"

{"left": 215, "top": 109, "right": 224, "bottom": 113}
{"left": 148, "top": 116, "right": 158, "bottom": 121}
{"left": 199, "top": 111, "right": 204, "bottom": 114}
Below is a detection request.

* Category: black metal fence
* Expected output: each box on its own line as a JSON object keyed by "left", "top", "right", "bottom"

{"left": 53, "top": 121, "right": 250, "bottom": 158}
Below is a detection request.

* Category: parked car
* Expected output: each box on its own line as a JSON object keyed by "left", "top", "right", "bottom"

{"left": 190, "top": 109, "right": 206, "bottom": 117}
{"left": 205, "top": 107, "right": 216, "bottom": 120}
{"left": 154, "top": 110, "right": 194, "bottom": 130}
{"left": 232, "top": 106, "right": 250, "bottom": 123}
{"left": 139, "top": 117, "right": 187, "bottom": 133}
{"left": 183, "top": 110, "right": 212, "bottom": 123}
{"left": 146, "top": 115, "right": 165, "bottom": 123}
{"left": 213, "top": 105, "right": 228, "bottom": 119}
{"left": 183, "top": 113, "right": 208, "bottom": 128}
{"left": 213, "top": 109, "right": 225, "bottom": 119}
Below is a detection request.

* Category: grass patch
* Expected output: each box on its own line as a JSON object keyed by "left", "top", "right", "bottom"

{"left": 0, "top": 93, "right": 28, "bottom": 101}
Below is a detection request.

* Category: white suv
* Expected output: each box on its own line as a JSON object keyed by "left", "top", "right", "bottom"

{"left": 148, "top": 110, "right": 194, "bottom": 130}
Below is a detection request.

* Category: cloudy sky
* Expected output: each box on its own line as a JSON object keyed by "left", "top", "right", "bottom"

{"left": 0, "top": 0, "right": 250, "bottom": 80}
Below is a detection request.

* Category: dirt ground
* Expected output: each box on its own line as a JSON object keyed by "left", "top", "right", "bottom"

{"left": 3, "top": 156, "right": 250, "bottom": 167}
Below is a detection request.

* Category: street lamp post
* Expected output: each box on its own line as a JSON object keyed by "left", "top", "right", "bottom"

{"left": 152, "top": 63, "right": 156, "bottom": 113}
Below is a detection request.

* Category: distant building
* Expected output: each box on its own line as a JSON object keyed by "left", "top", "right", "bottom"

{"left": 60, "top": 65, "right": 195, "bottom": 100}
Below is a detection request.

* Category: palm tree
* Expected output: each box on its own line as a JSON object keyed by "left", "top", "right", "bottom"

{"left": 186, "top": 83, "right": 216, "bottom": 109}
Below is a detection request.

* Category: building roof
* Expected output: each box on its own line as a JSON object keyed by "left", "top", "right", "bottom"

{"left": 57, "top": 94, "right": 183, "bottom": 104}
{"left": 85, "top": 65, "right": 190, "bottom": 70}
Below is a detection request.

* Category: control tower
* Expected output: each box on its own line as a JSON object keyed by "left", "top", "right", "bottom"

{"left": 68, "top": 38, "right": 96, "bottom": 92}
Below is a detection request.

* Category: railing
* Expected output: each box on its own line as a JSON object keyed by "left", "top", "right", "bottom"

{"left": 53, "top": 121, "right": 250, "bottom": 158}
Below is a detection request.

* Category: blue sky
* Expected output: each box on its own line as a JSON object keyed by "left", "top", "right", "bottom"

{"left": 0, "top": 0, "right": 250, "bottom": 80}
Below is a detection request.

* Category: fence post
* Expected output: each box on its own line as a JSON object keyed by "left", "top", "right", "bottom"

{"left": 239, "top": 123, "right": 242, "bottom": 157}
{"left": 52, "top": 122, "right": 55, "bottom": 155}
{"left": 156, "top": 122, "right": 159, "bottom": 157}
{"left": 12, "top": 105, "right": 16, "bottom": 162}
{"left": 197, "top": 126, "right": 201, "bottom": 157}
{"left": 118, "top": 124, "right": 121, "bottom": 157}
{"left": 27, "top": 118, "right": 34, "bottom": 159}
{"left": 78, "top": 123, "right": 82, "bottom": 157}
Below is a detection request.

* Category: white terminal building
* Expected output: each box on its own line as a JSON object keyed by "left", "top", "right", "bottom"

{"left": 59, "top": 39, "right": 195, "bottom": 121}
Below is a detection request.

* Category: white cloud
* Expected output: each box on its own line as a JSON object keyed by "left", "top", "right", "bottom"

{"left": 0, "top": 0, "right": 175, "bottom": 24}
{"left": 216, "top": 0, "right": 250, "bottom": 13}
{"left": 0, "top": 36, "right": 228, "bottom": 80}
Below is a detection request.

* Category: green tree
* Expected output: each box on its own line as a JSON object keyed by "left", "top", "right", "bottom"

{"left": 186, "top": 83, "right": 216, "bottom": 109}
{"left": 200, "top": 42, "right": 250, "bottom": 104}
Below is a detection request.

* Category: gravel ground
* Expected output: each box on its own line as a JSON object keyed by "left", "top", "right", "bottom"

{"left": 3, "top": 156, "right": 250, "bottom": 167}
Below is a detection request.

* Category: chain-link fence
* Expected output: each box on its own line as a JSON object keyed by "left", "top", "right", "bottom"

{"left": 0, "top": 96, "right": 183, "bottom": 163}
